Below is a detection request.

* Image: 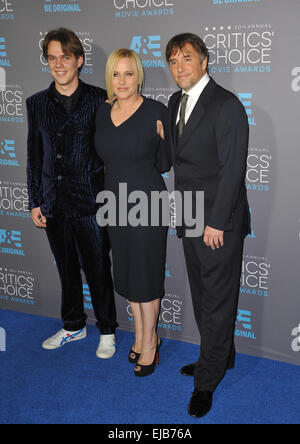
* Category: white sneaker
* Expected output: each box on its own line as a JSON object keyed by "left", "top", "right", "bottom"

{"left": 42, "top": 327, "right": 87, "bottom": 350}
{"left": 96, "top": 334, "right": 116, "bottom": 359}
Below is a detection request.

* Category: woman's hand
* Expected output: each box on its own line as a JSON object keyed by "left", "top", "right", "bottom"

{"left": 157, "top": 120, "right": 165, "bottom": 140}
{"left": 106, "top": 96, "right": 117, "bottom": 106}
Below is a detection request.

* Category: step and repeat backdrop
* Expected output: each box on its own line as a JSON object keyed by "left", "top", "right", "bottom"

{"left": 0, "top": 0, "right": 299, "bottom": 365}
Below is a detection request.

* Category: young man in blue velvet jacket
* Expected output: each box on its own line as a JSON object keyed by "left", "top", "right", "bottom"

{"left": 26, "top": 28, "right": 118, "bottom": 357}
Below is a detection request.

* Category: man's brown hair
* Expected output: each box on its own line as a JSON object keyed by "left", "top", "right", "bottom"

{"left": 166, "top": 33, "right": 209, "bottom": 67}
{"left": 42, "top": 28, "right": 85, "bottom": 71}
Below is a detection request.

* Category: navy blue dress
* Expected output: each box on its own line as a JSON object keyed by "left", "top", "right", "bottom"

{"left": 94, "top": 98, "right": 172, "bottom": 302}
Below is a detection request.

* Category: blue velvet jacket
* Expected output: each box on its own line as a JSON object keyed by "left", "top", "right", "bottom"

{"left": 26, "top": 80, "right": 107, "bottom": 218}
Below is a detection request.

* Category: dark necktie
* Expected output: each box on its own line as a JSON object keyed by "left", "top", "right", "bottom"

{"left": 177, "top": 93, "right": 189, "bottom": 141}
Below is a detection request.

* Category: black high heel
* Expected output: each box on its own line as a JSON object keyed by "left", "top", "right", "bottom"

{"left": 128, "top": 347, "right": 141, "bottom": 364}
{"left": 134, "top": 337, "right": 161, "bottom": 377}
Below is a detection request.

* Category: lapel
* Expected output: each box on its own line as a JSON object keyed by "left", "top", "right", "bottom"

{"left": 175, "top": 78, "right": 217, "bottom": 152}
{"left": 71, "top": 80, "right": 89, "bottom": 122}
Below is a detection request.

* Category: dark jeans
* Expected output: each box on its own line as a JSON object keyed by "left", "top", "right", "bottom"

{"left": 46, "top": 215, "right": 118, "bottom": 334}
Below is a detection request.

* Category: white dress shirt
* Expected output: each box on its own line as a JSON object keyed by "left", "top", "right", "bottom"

{"left": 176, "top": 73, "right": 210, "bottom": 125}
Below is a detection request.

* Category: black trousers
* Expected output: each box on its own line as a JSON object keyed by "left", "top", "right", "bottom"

{"left": 46, "top": 215, "right": 118, "bottom": 334}
{"left": 182, "top": 231, "right": 244, "bottom": 392}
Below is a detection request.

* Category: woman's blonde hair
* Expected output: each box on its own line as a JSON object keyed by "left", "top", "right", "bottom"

{"left": 105, "top": 49, "right": 144, "bottom": 100}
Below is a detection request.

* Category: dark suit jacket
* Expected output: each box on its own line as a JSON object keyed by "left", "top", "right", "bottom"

{"left": 26, "top": 80, "right": 107, "bottom": 218}
{"left": 168, "top": 78, "right": 251, "bottom": 237}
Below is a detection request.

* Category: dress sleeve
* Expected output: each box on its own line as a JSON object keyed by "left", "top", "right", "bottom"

{"left": 156, "top": 103, "right": 173, "bottom": 174}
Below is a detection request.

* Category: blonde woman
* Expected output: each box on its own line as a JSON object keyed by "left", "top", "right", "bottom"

{"left": 94, "top": 49, "right": 172, "bottom": 376}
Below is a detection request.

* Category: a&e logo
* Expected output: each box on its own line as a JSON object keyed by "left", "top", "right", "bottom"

{"left": 0, "top": 37, "right": 7, "bottom": 57}
{"left": 0, "top": 228, "right": 24, "bottom": 256}
{"left": 83, "top": 283, "right": 93, "bottom": 310}
{"left": 0, "top": 37, "right": 11, "bottom": 67}
{"left": 165, "top": 263, "right": 171, "bottom": 278}
{"left": 235, "top": 309, "right": 256, "bottom": 340}
{"left": 130, "top": 35, "right": 166, "bottom": 68}
{"left": 0, "top": 139, "right": 18, "bottom": 166}
{"left": 130, "top": 35, "right": 161, "bottom": 57}
{"left": 238, "top": 93, "right": 256, "bottom": 126}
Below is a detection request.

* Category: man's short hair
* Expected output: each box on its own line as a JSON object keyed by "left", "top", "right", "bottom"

{"left": 166, "top": 33, "right": 209, "bottom": 66}
{"left": 42, "top": 28, "right": 85, "bottom": 71}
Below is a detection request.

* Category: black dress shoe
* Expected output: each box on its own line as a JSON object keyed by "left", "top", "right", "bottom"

{"left": 180, "top": 362, "right": 197, "bottom": 376}
{"left": 188, "top": 389, "right": 213, "bottom": 418}
{"left": 181, "top": 360, "right": 235, "bottom": 376}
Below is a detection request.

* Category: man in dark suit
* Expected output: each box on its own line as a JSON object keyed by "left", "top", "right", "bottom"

{"left": 166, "top": 33, "right": 250, "bottom": 417}
{"left": 27, "top": 28, "right": 118, "bottom": 358}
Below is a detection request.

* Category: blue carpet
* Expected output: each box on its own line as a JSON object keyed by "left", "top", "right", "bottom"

{"left": 0, "top": 309, "right": 299, "bottom": 424}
